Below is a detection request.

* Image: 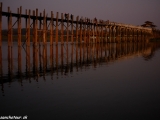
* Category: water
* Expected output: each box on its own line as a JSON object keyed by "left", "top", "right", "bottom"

{"left": 0, "top": 41, "right": 160, "bottom": 120}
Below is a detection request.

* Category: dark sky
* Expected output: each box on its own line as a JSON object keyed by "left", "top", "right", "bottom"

{"left": 1, "top": 0, "right": 160, "bottom": 29}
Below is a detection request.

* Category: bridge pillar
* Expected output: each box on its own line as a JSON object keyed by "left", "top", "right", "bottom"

{"left": 108, "top": 26, "right": 111, "bottom": 43}
{"left": 125, "top": 28, "right": 127, "bottom": 42}
{"left": 43, "top": 10, "right": 46, "bottom": 45}
{"left": 83, "top": 18, "right": 86, "bottom": 44}
{"left": 126, "top": 28, "right": 129, "bottom": 42}
{"left": 8, "top": 7, "right": 12, "bottom": 47}
{"left": 115, "top": 26, "right": 120, "bottom": 43}
{"left": 26, "top": 10, "right": 30, "bottom": 47}
{"left": 66, "top": 13, "right": 69, "bottom": 44}
{"left": 113, "top": 26, "right": 116, "bottom": 43}
{"left": 60, "top": 13, "right": 64, "bottom": 44}
{"left": 71, "top": 15, "right": 74, "bottom": 44}
{"left": 76, "top": 16, "right": 79, "bottom": 44}
{"left": 17, "top": 7, "right": 22, "bottom": 47}
{"left": 104, "top": 26, "right": 107, "bottom": 43}
{"left": 100, "top": 25, "right": 104, "bottom": 43}
{"left": 80, "top": 18, "right": 83, "bottom": 43}
{"left": 122, "top": 27, "right": 126, "bottom": 42}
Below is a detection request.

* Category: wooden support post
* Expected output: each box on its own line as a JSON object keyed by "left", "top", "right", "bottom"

{"left": 32, "top": 10, "right": 35, "bottom": 46}
{"left": 115, "top": 26, "right": 119, "bottom": 43}
{"left": 76, "top": 16, "right": 79, "bottom": 44}
{"left": 37, "top": 13, "right": 42, "bottom": 46}
{"left": 8, "top": 7, "right": 12, "bottom": 47}
{"left": 0, "top": 2, "right": 2, "bottom": 47}
{"left": 27, "top": 10, "right": 30, "bottom": 47}
{"left": 26, "top": 10, "right": 30, "bottom": 73}
{"left": 91, "top": 21, "right": 93, "bottom": 43}
{"left": 101, "top": 26, "right": 104, "bottom": 43}
{"left": 25, "top": 10, "right": 28, "bottom": 46}
{"left": 93, "top": 21, "right": 95, "bottom": 43}
{"left": 61, "top": 13, "right": 64, "bottom": 44}
{"left": 35, "top": 9, "right": 38, "bottom": 72}
{"left": 39, "top": 13, "right": 42, "bottom": 44}
{"left": 104, "top": 27, "right": 107, "bottom": 43}
{"left": 50, "top": 11, "right": 53, "bottom": 46}
{"left": 71, "top": 15, "right": 74, "bottom": 44}
{"left": 56, "top": 12, "right": 59, "bottom": 45}
{"left": 88, "top": 22, "right": 91, "bottom": 44}
{"left": 17, "top": 7, "right": 22, "bottom": 47}
{"left": 109, "top": 26, "right": 111, "bottom": 43}
{"left": 35, "top": 9, "right": 38, "bottom": 46}
{"left": 43, "top": 10, "right": 46, "bottom": 45}
{"left": 96, "top": 25, "right": 98, "bottom": 43}
{"left": 80, "top": 17, "right": 82, "bottom": 44}
{"left": 84, "top": 18, "right": 86, "bottom": 44}
{"left": 66, "top": 13, "right": 69, "bottom": 44}
{"left": 113, "top": 27, "right": 115, "bottom": 43}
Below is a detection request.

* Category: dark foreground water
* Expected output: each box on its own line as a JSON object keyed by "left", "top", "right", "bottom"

{"left": 0, "top": 41, "right": 160, "bottom": 120}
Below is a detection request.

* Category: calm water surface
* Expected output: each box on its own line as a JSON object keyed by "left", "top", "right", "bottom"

{"left": 0, "top": 41, "right": 160, "bottom": 120}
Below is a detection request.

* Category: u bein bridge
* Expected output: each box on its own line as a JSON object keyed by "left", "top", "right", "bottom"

{"left": 0, "top": 2, "right": 160, "bottom": 47}
{"left": 0, "top": 3, "right": 160, "bottom": 86}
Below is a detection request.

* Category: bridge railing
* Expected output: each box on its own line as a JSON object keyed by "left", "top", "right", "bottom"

{"left": 107, "top": 21, "right": 152, "bottom": 31}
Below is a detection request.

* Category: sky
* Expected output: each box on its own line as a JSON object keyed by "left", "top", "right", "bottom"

{"left": 1, "top": 0, "right": 160, "bottom": 29}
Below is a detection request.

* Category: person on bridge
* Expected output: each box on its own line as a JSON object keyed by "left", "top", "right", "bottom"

{"left": 70, "top": 14, "right": 73, "bottom": 20}
{"left": 64, "top": 13, "right": 68, "bottom": 20}
{"left": 94, "top": 17, "right": 97, "bottom": 25}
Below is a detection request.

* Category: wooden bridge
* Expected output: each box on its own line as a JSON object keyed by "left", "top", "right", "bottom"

{"left": 0, "top": 2, "right": 160, "bottom": 47}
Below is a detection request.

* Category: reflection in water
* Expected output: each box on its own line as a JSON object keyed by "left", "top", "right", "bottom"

{"left": 0, "top": 40, "right": 160, "bottom": 92}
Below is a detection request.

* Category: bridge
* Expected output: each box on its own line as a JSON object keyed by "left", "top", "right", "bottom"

{"left": 0, "top": 2, "right": 160, "bottom": 47}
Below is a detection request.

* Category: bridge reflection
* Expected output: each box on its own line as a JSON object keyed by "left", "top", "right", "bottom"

{"left": 0, "top": 40, "right": 160, "bottom": 87}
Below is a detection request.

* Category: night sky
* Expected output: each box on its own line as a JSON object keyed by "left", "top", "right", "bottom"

{"left": 1, "top": 0, "right": 160, "bottom": 29}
